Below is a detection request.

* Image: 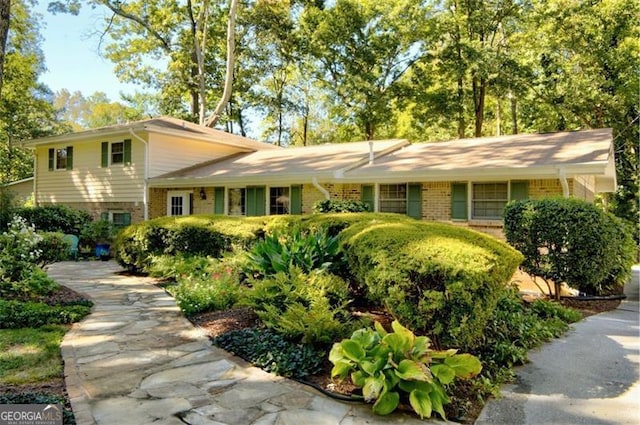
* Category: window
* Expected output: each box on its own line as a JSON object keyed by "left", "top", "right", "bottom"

{"left": 48, "top": 147, "right": 73, "bottom": 171}
{"left": 472, "top": 182, "right": 508, "bottom": 219}
{"left": 379, "top": 184, "right": 407, "bottom": 214}
{"left": 228, "top": 188, "right": 246, "bottom": 216}
{"left": 167, "top": 191, "right": 191, "bottom": 216}
{"left": 270, "top": 187, "right": 290, "bottom": 215}
{"left": 102, "top": 139, "right": 131, "bottom": 167}
{"left": 111, "top": 142, "right": 124, "bottom": 164}
{"left": 55, "top": 148, "right": 67, "bottom": 170}
{"left": 101, "top": 211, "right": 131, "bottom": 229}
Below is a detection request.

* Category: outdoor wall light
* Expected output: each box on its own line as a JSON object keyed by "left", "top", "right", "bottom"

{"left": 199, "top": 187, "right": 207, "bottom": 200}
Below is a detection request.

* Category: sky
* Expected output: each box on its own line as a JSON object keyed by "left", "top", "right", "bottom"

{"left": 35, "top": 1, "right": 140, "bottom": 101}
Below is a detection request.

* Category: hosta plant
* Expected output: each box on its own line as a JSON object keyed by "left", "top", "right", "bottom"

{"left": 329, "top": 320, "right": 482, "bottom": 419}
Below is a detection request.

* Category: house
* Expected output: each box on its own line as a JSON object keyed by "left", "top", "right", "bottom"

{"left": 2, "top": 177, "right": 34, "bottom": 205}
{"left": 22, "top": 117, "right": 616, "bottom": 238}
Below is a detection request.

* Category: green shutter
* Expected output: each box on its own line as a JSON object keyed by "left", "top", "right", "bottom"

{"left": 100, "top": 212, "right": 109, "bottom": 221}
{"left": 124, "top": 139, "right": 132, "bottom": 165}
{"left": 214, "top": 187, "right": 225, "bottom": 214}
{"left": 290, "top": 185, "right": 302, "bottom": 215}
{"left": 510, "top": 181, "right": 529, "bottom": 201}
{"left": 451, "top": 183, "right": 468, "bottom": 220}
{"left": 101, "top": 142, "right": 109, "bottom": 167}
{"left": 122, "top": 213, "right": 131, "bottom": 226}
{"left": 407, "top": 183, "right": 422, "bottom": 219}
{"left": 66, "top": 146, "right": 73, "bottom": 170}
{"left": 48, "top": 148, "right": 54, "bottom": 171}
{"left": 246, "top": 186, "right": 266, "bottom": 216}
{"left": 361, "top": 185, "right": 374, "bottom": 212}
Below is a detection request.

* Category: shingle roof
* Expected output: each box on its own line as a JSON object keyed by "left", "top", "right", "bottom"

{"left": 343, "top": 128, "right": 614, "bottom": 181}
{"left": 21, "top": 116, "right": 279, "bottom": 151}
{"left": 151, "top": 140, "right": 410, "bottom": 185}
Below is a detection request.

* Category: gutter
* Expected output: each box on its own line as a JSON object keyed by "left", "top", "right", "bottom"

{"left": 129, "top": 129, "right": 149, "bottom": 220}
{"left": 312, "top": 177, "right": 330, "bottom": 200}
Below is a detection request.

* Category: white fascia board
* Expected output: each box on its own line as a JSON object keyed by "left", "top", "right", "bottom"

{"left": 20, "top": 124, "right": 149, "bottom": 147}
{"left": 148, "top": 172, "right": 339, "bottom": 188}
{"left": 142, "top": 125, "right": 258, "bottom": 151}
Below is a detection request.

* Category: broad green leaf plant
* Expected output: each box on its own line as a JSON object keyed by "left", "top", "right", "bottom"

{"left": 330, "top": 320, "right": 482, "bottom": 419}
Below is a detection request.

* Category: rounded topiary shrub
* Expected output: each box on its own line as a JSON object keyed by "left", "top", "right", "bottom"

{"left": 339, "top": 218, "right": 523, "bottom": 351}
{"left": 504, "top": 197, "right": 636, "bottom": 296}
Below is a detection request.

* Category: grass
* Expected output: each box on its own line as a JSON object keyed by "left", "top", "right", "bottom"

{"left": 0, "top": 325, "right": 68, "bottom": 385}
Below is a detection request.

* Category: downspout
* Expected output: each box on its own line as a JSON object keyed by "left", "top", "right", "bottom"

{"left": 129, "top": 129, "right": 149, "bottom": 220}
{"left": 32, "top": 153, "right": 37, "bottom": 206}
{"left": 558, "top": 168, "right": 570, "bottom": 198}
{"left": 312, "top": 177, "right": 330, "bottom": 200}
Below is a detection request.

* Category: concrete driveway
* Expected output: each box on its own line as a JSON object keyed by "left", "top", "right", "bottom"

{"left": 476, "top": 266, "right": 640, "bottom": 425}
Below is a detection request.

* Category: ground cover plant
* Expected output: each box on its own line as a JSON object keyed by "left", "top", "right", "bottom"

{"left": 115, "top": 212, "right": 584, "bottom": 422}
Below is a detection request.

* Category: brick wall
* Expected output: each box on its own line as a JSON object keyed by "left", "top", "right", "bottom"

{"left": 421, "top": 182, "right": 451, "bottom": 221}
{"left": 572, "top": 176, "right": 595, "bottom": 201}
{"left": 528, "top": 179, "right": 569, "bottom": 199}
{"left": 148, "top": 188, "right": 165, "bottom": 219}
{"left": 43, "top": 201, "right": 145, "bottom": 224}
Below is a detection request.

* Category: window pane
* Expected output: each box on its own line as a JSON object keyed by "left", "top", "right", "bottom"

{"left": 112, "top": 213, "right": 127, "bottom": 228}
{"left": 56, "top": 148, "right": 67, "bottom": 169}
{"left": 170, "top": 196, "right": 183, "bottom": 216}
{"left": 379, "top": 184, "right": 407, "bottom": 214}
{"left": 229, "top": 188, "right": 246, "bottom": 216}
{"left": 112, "top": 142, "right": 124, "bottom": 164}
{"left": 472, "top": 183, "right": 508, "bottom": 219}
{"left": 270, "top": 187, "right": 290, "bottom": 215}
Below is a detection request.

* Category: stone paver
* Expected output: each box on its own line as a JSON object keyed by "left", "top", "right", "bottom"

{"left": 48, "top": 261, "right": 433, "bottom": 425}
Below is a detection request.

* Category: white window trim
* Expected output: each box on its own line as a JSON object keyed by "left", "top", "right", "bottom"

{"left": 267, "top": 185, "right": 292, "bottom": 216}
{"left": 469, "top": 181, "right": 512, "bottom": 221}
{"left": 110, "top": 141, "right": 125, "bottom": 166}
{"left": 226, "top": 187, "right": 246, "bottom": 216}
{"left": 378, "top": 183, "right": 408, "bottom": 214}
{"left": 53, "top": 147, "right": 68, "bottom": 171}
{"left": 167, "top": 191, "right": 191, "bottom": 217}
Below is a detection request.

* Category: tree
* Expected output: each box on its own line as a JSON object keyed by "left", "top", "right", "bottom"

{"left": 54, "top": 89, "right": 144, "bottom": 129}
{"left": 302, "top": 0, "right": 431, "bottom": 140}
{"left": 0, "top": 0, "right": 11, "bottom": 97}
{"left": 0, "top": 0, "right": 66, "bottom": 184}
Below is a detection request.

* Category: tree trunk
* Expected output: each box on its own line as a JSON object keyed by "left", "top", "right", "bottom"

{"left": 0, "top": 0, "right": 10, "bottom": 98}
{"left": 205, "top": 0, "right": 239, "bottom": 128}
{"left": 472, "top": 76, "right": 485, "bottom": 137}
{"left": 510, "top": 92, "right": 518, "bottom": 134}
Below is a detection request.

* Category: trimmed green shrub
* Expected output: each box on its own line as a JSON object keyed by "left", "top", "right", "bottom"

{"left": 247, "top": 227, "right": 343, "bottom": 276}
{"left": 245, "top": 268, "right": 357, "bottom": 344}
{"left": 213, "top": 327, "right": 325, "bottom": 378}
{"left": 0, "top": 300, "right": 92, "bottom": 328}
{"left": 35, "top": 232, "right": 70, "bottom": 266}
{"left": 114, "top": 215, "right": 265, "bottom": 272}
{"left": 17, "top": 205, "right": 91, "bottom": 234}
{"left": 330, "top": 320, "right": 482, "bottom": 419}
{"left": 313, "top": 199, "right": 369, "bottom": 213}
{"left": 164, "top": 224, "right": 226, "bottom": 256}
{"left": 504, "top": 198, "right": 636, "bottom": 296}
{"left": 340, "top": 218, "right": 523, "bottom": 350}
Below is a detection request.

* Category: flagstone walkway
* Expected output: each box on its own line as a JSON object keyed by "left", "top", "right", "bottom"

{"left": 48, "top": 261, "right": 432, "bottom": 425}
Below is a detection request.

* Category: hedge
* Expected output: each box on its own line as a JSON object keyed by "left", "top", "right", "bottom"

{"left": 113, "top": 215, "right": 267, "bottom": 271}
{"left": 16, "top": 205, "right": 92, "bottom": 234}
{"left": 340, "top": 217, "right": 523, "bottom": 351}
{"left": 504, "top": 197, "right": 636, "bottom": 296}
